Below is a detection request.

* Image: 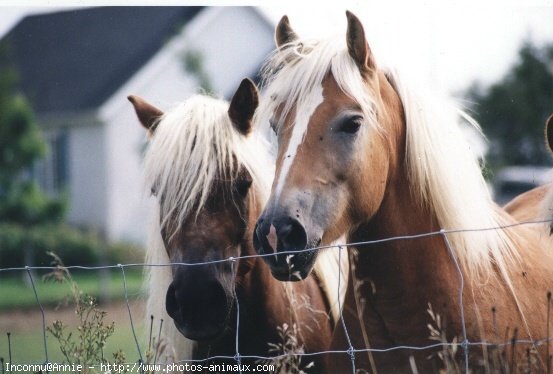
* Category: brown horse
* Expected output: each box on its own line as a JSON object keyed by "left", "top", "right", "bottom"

{"left": 128, "top": 79, "right": 347, "bottom": 370}
{"left": 253, "top": 13, "right": 553, "bottom": 372}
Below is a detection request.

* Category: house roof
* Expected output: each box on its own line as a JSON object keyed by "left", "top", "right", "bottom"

{"left": 3, "top": 7, "right": 203, "bottom": 114}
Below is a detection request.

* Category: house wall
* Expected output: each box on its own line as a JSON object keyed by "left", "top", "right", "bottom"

{"left": 66, "top": 123, "right": 109, "bottom": 233}
{"left": 99, "top": 7, "right": 275, "bottom": 245}
{"left": 184, "top": 7, "right": 275, "bottom": 97}
{"left": 100, "top": 105, "right": 156, "bottom": 244}
{"left": 35, "top": 115, "right": 109, "bottom": 234}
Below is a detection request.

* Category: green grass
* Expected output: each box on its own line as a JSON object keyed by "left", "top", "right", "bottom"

{"left": 0, "top": 320, "right": 144, "bottom": 365}
{"left": 0, "top": 267, "right": 150, "bottom": 368}
{"left": 0, "top": 269, "right": 144, "bottom": 310}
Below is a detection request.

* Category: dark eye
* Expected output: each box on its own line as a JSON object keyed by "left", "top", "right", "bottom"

{"left": 234, "top": 177, "right": 252, "bottom": 197}
{"left": 339, "top": 115, "right": 363, "bottom": 134}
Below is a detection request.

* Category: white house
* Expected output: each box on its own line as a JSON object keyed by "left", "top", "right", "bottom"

{"left": 3, "top": 7, "right": 275, "bottom": 245}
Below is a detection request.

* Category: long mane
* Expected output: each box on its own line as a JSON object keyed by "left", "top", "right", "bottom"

{"left": 257, "top": 36, "right": 520, "bottom": 282}
{"left": 143, "top": 94, "right": 347, "bottom": 360}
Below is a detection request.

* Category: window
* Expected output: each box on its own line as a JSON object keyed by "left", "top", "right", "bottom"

{"left": 34, "top": 129, "right": 69, "bottom": 195}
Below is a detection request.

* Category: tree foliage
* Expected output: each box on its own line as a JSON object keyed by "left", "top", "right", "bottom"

{"left": 183, "top": 49, "right": 214, "bottom": 94}
{"left": 0, "top": 42, "right": 66, "bottom": 225}
{"left": 465, "top": 40, "right": 553, "bottom": 167}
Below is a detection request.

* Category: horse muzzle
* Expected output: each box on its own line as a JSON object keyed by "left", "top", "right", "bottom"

{"left": 253, "top": 215, "right": 319, "bottom": 281}
{"left": 165, "top": 277, "right": 231, "bottom": 341}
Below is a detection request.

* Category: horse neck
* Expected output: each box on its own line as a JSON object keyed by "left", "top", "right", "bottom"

{"left": 357, "top": 163, "right": 459, "bottom": 279}
{"left": 349, "top": 158, "right": 466, "bottom": 343}
{"left": 358, "top": 72, "right": 463, "bottom": 278}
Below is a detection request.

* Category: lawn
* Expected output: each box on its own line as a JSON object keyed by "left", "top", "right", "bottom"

{"left": 0, "top": 322, "right": 144, "bottom": 366}
{"left": 0, "top": 269, "right": 147, "bottom": 367}
{"left": 0, "top": 268, "right": 144, "bottom": 310}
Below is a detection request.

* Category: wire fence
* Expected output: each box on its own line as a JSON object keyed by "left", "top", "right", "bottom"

{"left": 1, "top": 218, "right": 552, "bottom": 373}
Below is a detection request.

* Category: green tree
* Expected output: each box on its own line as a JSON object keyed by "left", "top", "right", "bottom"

{"left": 465, "top": 40, "right": 553, "bottom": 167}
{"left": 0, "top": 42, "right": 65, "bottom": 225}
{"left": 183, "top": 49, "right": 213, "bottom": 94}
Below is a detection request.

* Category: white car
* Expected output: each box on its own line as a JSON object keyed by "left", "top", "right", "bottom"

{"left": 493, "top": 166, "right": 553, "bottom": 205}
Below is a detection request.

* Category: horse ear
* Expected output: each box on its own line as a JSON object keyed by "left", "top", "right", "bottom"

{"left": 128, "top": 95, "right": 164, "bottom": 134}
{"left": 546, "top": 114, "right": 553, "bottom": 155}
{"left": 275, "top": 15, "right": 298, "bottom": 48}
{"left": 345, "top": 11, "right": 376, "bottom": 75}
{"left": 228, "top": 78, "right": 259, "bottom": 136}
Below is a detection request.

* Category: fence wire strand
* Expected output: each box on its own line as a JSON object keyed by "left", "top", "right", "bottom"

{"left": 441, "top": 230, "right": 469, "bottom": 373}
{"left": 2, "top": 218, "right": 550, "bottom": 274}
{"left": 119, "top": 264, "right": 144, "bottom": 370}
{"left": 230, "top": 258, "right": 242, "bottom": 372}
{"left": 337, "top": 245, "right": 356, "bottom": 374}
{"left": 25, "top": 266, "right": 49, "bottom": 373}
{"left": 1, "top": 218, "right": 552, "bottom": 372}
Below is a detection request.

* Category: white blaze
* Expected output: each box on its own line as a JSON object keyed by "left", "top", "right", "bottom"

{"left": 273, "top": 84, "right": 324, "bottom": 202}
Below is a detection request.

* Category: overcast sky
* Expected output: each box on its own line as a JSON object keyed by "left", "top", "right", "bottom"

{"left": 0, "top": 1, "right": 551, "bottom": 96}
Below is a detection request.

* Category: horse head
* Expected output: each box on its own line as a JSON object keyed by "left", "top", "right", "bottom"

{"left": 253, "top": 12, "right": 404, "bottom": 281}
{"left": 130, "top": 79, "right": 261, "bottom": 340}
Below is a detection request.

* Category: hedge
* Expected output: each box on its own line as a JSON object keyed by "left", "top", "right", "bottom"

{"left": 0, "top": 223, "right": 144, "bottom": 268}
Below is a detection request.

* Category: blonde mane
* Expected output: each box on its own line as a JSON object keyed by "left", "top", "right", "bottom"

{"left": 144, "top": 94, "right": 347, "bottom": 360}
{"left": 257, "top": 36, "right": 520, "bottom": 282}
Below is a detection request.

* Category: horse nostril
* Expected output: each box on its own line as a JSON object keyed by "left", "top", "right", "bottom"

{"left": 279, "top": 218, "right": 308, "bottom": 251}
{"left": 254, "top": 216, "right": 308, "bottom": 255}
{"left": 254, "top": 219, "right": 275, "bottom": 254}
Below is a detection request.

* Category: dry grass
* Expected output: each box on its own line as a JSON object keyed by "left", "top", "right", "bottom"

{"left": 409, "top": 300, "right": 550, "bottom": 374}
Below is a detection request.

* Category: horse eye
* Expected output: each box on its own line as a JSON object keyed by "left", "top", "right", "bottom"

{"left": 150, "top": 187, "right": 157, "bottom": 197}
{"left": 234, "top": 178, "right": 252, "bottom": 197}
{"left": 339, "top": 115, "right": 363, "bottom": 134}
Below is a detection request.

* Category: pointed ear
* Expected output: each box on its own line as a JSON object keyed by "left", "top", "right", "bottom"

{"left": 345, "top": 11, "right": 376, "bottom": 75}
{"left": 546, "top": 114, "right": 553, "bottom": 154}
{"left": 275, "top": 15, "right": 298, "bottom": 48}
{"left": 228, "top": 78, "right": 259, "bottom": 136}
{"left": 127, "top": 95, "right": 164, "bottom": 134}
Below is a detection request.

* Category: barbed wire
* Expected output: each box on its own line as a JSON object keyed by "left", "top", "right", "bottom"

{"left": 1, "top": 217, "right": 552, "bottom": 373}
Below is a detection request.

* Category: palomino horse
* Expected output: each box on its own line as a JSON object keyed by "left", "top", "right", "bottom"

{"left": 128, "top": 79, "right": 347, "bottom": 370}
{"left": 253, "top": 12, "right": 553, "bottom": 372}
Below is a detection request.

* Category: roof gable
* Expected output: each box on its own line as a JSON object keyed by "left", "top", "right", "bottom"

{"left": 3, "top": 7, "right": 203, "bottom": 114}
